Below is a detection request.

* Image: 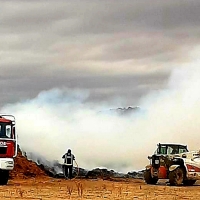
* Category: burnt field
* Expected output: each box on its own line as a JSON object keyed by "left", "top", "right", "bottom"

{"left": 1, "top": 177, "right": 200, "bottom": 200}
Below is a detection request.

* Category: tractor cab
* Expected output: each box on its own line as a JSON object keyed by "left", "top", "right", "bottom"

{"left": 144, "top": 143, "right": 200, "bottom": 186}
{"left": 154, "top": 143, "right": 188, "bottom": 155}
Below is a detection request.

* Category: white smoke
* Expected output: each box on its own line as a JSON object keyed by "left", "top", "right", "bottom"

{"left": 1, "top": 64, "right": 200, "bottom": 173}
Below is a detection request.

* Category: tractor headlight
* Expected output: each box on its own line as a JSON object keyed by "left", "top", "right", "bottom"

{"left": 155, "top": 160, "right": 160, "bottom": 164}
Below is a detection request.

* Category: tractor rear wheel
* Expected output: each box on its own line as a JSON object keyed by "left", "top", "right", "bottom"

{"left": 0, "top": 170, "right": 9, "bottom": 185}
{"left": 144, "top": 169, "right": 158, "bottom": 185}
{"left": 169, "top": 167, "right": 184, "bottom": 186}
{"left": 183, "top": 180, "right": 196, "bottom": 186}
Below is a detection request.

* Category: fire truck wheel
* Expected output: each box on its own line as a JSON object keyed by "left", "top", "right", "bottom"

{"left": 169, "top": 167, "right": 184, "bottom": 186}
{"left": 0, "top": 170, "right": 9, "bottom": 185}
{"left": 144, "top": 169, "right": 158, "bottom": 184}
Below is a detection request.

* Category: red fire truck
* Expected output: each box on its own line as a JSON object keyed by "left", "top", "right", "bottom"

{"left": 0, "top": 115, "right": 17, "bottom": 185}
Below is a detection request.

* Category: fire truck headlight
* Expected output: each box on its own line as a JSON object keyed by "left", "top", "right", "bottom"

{"left": 5, "top": 161, "right": 13, "bottom": 165}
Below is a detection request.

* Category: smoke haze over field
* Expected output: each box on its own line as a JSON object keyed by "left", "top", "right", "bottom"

{"left": 1, "top": 63, "right": 200, "bottom": 172}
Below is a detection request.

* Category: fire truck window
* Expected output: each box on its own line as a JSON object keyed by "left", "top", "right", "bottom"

{"left": 0, "top": 125, "right": 5, "bottom": 138}
{"left": 6, "top": 125, "right": 11, "bottom": 138}
{"left": 0, "top": 125, "right": 6, "bottom": 138}
{"left": 12, "top": 127, "right": 15, "bottom": 139}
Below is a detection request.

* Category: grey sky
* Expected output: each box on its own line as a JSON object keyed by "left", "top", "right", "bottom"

{"left": 0, "top": 0, "right": 199, "bottom": 107}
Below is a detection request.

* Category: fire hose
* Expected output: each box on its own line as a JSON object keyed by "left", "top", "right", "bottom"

{"left": 72, "top": 160, "right": 79, "bottom": 180}
{"left": 63, "top": 160, "right": 79, "bottom": 180}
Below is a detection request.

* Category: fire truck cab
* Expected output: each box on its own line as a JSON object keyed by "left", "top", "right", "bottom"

{"left": 0, "top": 115, "right": 17, "bottom": 185}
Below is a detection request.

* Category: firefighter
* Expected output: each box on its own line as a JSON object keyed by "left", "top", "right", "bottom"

{"left": 62, "top": 149, "right": 75, "bottom": 179}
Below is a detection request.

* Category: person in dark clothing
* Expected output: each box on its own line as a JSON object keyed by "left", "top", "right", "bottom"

{"left": 62, "top": 149, "right": 75, "bottom": 179}
{"left": 171, "top": 146, "right": 179, "bottom": 154}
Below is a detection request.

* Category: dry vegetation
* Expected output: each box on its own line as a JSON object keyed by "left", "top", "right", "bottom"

{"left": 1, "top": 177, "right": 200, "bottom": 200}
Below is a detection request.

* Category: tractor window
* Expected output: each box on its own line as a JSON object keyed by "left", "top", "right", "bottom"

{"left": 179, "top": 146, "right": 188, "bottom": 153}
{"left": 155, "top": 145, "right": 167, "bottom": 154}
{"left": 167, "top": 146, "right": 174, "bottom": 154}
{"left": 155, "top": 144, "right": 188, "bottom": 155}
{"left": 160, "top": 146, "right": 167, "bottom": 154}
{"left": 169, "top": 146, "right": 179, "bottom": 154}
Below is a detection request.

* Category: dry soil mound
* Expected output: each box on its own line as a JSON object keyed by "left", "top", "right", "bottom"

{"left": 10, "top": 150, "right": 46, "bottom": 179}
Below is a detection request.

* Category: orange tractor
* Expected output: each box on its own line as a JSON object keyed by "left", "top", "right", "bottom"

{"left": 0, "top": 115, "right": 17, "bottom": 185}
{"left": 144, "top": 143, "right": 200, "bottom": 186}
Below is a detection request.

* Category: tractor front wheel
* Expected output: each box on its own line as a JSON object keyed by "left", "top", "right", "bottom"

{"left": 144, "top": 169, "right": 158, "bottom": 185}
{"left": 169, "top": 167, "right": 184, "bottom": 186}
{"left": 0, "top": 170, "right": 9, "bottom": 185}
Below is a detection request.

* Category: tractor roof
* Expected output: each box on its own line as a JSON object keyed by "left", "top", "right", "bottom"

{"left": 158, "top": 143, "right": 187, "bottom": 147}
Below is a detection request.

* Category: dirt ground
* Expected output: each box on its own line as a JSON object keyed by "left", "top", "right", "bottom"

{"left": 6, "top": 151, "right": 200, "bottom": 199}
{"left": 1, "top": 177, "right": 200, "bottom": 200}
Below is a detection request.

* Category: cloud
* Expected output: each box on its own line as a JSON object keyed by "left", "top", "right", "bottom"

{"left": 0, "top": 0, "right": 200, "bottom": 112}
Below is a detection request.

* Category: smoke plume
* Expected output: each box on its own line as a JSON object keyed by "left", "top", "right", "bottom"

{"left": 1, "top": 65, "right": 200, "bottom": 173}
